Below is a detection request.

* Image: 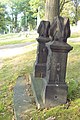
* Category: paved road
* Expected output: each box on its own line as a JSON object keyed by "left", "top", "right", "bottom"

{"left": 0, "top": 37, "right": 80, "bottom": 59}
{"left": 0, "top": 37, "right": 80, "bottom": 49}
{"left": 0, "top": 42, "right": 34, "bottom": 49}
{"left": 0, "top": 42, "right": 37, "bottom": 59}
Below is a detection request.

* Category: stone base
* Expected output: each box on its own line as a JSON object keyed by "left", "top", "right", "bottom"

{"left": 44, "top": 83, "right": 68, "bottom": 107}
{"left": 30, "top": 74, "right": 68, "bottom": 108}
{"left": 30, "top": 74, "right": 45, "bottom": 109}
{"left": 34, "top": 63, "right": 46, "bottom": 78}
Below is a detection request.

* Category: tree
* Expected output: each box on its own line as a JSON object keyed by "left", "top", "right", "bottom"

{"left": 60, "top": 1, "right": 75, "bottom": 25}
{"left": 0, "top": 2, "right": 6, "bottom": 33}
{"left": 72, "top": 0, "right": 80, "bottom": 25}
{"left": 29, "top": 0, "right": 45, "bottom": 18}
{"left": 9, "top": 0, "right": 36, "bottom": 31}
{"left": 45, "top": 0, "right": 60, "bottom": 24}
{"left": 18, "top": 0, "right": 30, "bottom": 30}
{"left": 8, "top": 0, "right": 24, "bottom": 32}
{"left": 29, "top": 0, "right": 45, "bottom": 28}
{"left": 0, "top": 0, "right": 80, "bottom": 33}
{"left": 45, "top": 0, "right": 80, "bottom": 25}
{"left": 60, "top": 0, "right": 71, "bottom": 13}
{"left": 61, "top": 0, "right": 80, "bottom": 25}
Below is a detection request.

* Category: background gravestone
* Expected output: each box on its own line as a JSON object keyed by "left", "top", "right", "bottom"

{"left": 34, "top": 20, "right": 50, "bottom": 78}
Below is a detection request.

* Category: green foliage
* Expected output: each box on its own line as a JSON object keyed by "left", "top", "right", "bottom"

{"left": 0, "top": 0, "right": 80, "bottom": 32}
{"left": 0, "top": 2, "right": 6, "bottom": 32}
{"left": 72, "top": 0, "right": 80, "bottom": 24}
{"left": 0, "top": 0, "right": 45, "bottom": 32}
{"left": 22, "top": 42, "right": 80, "bottom": 120}
{"left": 0, "top": 48, "right": 36, "bottom": 119}
{"left": 0, "top": 33, "right": 35, "bottom": 45}
{"left": 60, "top": 0, "right": 71, "bottom": 13}
{"left": 29, "top": 0, "right": 45, "bottom": 18}
{"left": 0, "top": 35, "right": 80, "bottom": 119}
{"left": 60, "top": 1, "right": 75, "bottom": 25}
{"left": 68, "top": 79, "right": 80, "bottom": 100}
{"left": 0, "top": 39, "right": 27, "bottom": 46}
{"left": 60, "top": 0, "right": 80, "bottom": 25}
{"left": 66, "top": 42, "right": 80, "bottom": 100}
{"left": 24, "top": 98, "right": 80, "bottom": 120}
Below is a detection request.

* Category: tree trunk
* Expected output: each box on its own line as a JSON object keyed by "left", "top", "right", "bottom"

{"left": 75, "top": 0, "right": 78, "bottom": 25}
{"left": 23, "top": 11, "right": 27, "bottom": 31}
{"left": 45, "top": 0, "right": 60, "bottom": 24}
{"left": 15, "top": 14, "right": 17, "bottom": 30}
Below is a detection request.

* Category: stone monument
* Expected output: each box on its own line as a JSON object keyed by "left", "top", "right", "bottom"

{"left": 31, "top": 16, "right": 73, "bottom": 108}
{"left": 34, "top": 20, "right": 50, "bottom": 77}
{"left": 43, "top": 16, "right": 73, "bottom": 107}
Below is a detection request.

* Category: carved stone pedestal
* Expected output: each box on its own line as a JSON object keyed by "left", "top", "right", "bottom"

{"left": 31, "top": 17, "right": 73, "bottom": 108}
{"left": 34, "top": 37, "right": 50, "bottom": 78}
{"left": 43, "top": 41, "right": 73, "bottom": 107}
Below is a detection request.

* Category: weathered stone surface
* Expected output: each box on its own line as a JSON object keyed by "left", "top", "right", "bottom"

{"left": 31, "top": 16, "right": 73, "bottom": 108}
{"left": 49, "top": 41, "right": 73, "bottom": 84}
{"left": 34, "top": 21, "right": 50, "bottom": 78}
{"left": 50, "top": 16, "right": 70, "bottom": 42}
{"left": 42, "top": 40, "right": 73, "bottom": 106}
{"left": 37, "top": 20, "right": 50, "bottom": 37}
{"left": 35, "top": 63, "right": 47, "bottom": 78}
{"left": 43, "top": 16, "right": 73, "bottom": 107}
{"left": 44, "top": 83, "right": 68, "bottom": 107}
{"left": 30, "top": 74, "right": 45, "bottom": 109}
{"left": 13, "top": 76, "right": 34, "bottom": 120}
{"left": 36, "top": 41, "right": 48, "bottom": 64}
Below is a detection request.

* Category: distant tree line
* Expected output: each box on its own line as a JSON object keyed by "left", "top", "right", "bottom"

{"left": 0, "top": 0, "right": 80, "bottom": 34}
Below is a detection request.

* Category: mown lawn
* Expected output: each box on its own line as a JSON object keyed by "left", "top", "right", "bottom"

{"left": 0, "top": 33, "right": 35, "bottom": 46}
{"left": 0, "top": 41, "right": 80, "bottom": 120}
{"left": 0, "top": 39, "right": 32, "bottom": 46}
{"left": 0, "top": 50, "right": 36, "bottom": 120}
{"left": 0, "top": 31, "right": 80, "bottom": 46}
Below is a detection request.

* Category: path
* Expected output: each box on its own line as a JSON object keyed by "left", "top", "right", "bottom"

{"left": 0, "top": 37, "right": 80, "bottom": 59}
{"left": 0, "top": 42, "right": 34, "bottom": 49}
{"left": 0, "top": 42, "right": 37, "bottom": 59}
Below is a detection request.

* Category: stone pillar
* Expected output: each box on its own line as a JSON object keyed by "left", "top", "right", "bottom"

{"left": 34, "top": 21, "right": 50, "bottom": 78}
{"left": 43, "top": 16, "right": 73, "bottom": 107}
{"left": 35, "top": 37, "right": 50, "bottom": 77}
{"left": 44, "top": 41, "right": 73, "bottom": 107}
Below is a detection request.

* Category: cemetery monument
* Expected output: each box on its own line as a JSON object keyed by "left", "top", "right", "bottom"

{"left": 31, "top": 16, "right": 73, "bottom": 108}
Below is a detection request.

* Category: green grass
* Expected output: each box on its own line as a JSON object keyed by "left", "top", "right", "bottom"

{"left": 0, "top": 33, "right": 35, "bottom": 46}
{"left": 0, "top": 39, "right": 34, "bottom": 46}
{"left": 0, "top": 31, "right": 80, "bottom": 46}
{"left": 0, "top": 50, "right": 36, "bottom": 120}
{"left": 66, "top": 42, "right": 80, "bottom": 100}
{"left": 0, "top": 33, "right": 19, "bottom": 39}
{"left": 0, "top": 41, "right": 80, "bottom": 120}
{"left": 24, "top": 99, "right": 80, "bottom": 120}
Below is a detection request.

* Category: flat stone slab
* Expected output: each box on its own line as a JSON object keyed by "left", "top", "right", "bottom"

{"left": 13, "top": 76, "right": 35, "bottom": 120}
{"left": 30, "top": 74, "right": 47, "bottom": 109}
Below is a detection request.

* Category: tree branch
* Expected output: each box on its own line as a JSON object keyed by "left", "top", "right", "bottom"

{"left": 60, "top": 0, "right": 71, "bottom": 13}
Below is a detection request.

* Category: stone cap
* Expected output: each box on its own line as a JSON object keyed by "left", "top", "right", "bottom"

{"left": 50, "top": 41, "right": 73, "bottom": 53}
{"left": 36, "top": 37, "right": 51, "bottom": 43}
